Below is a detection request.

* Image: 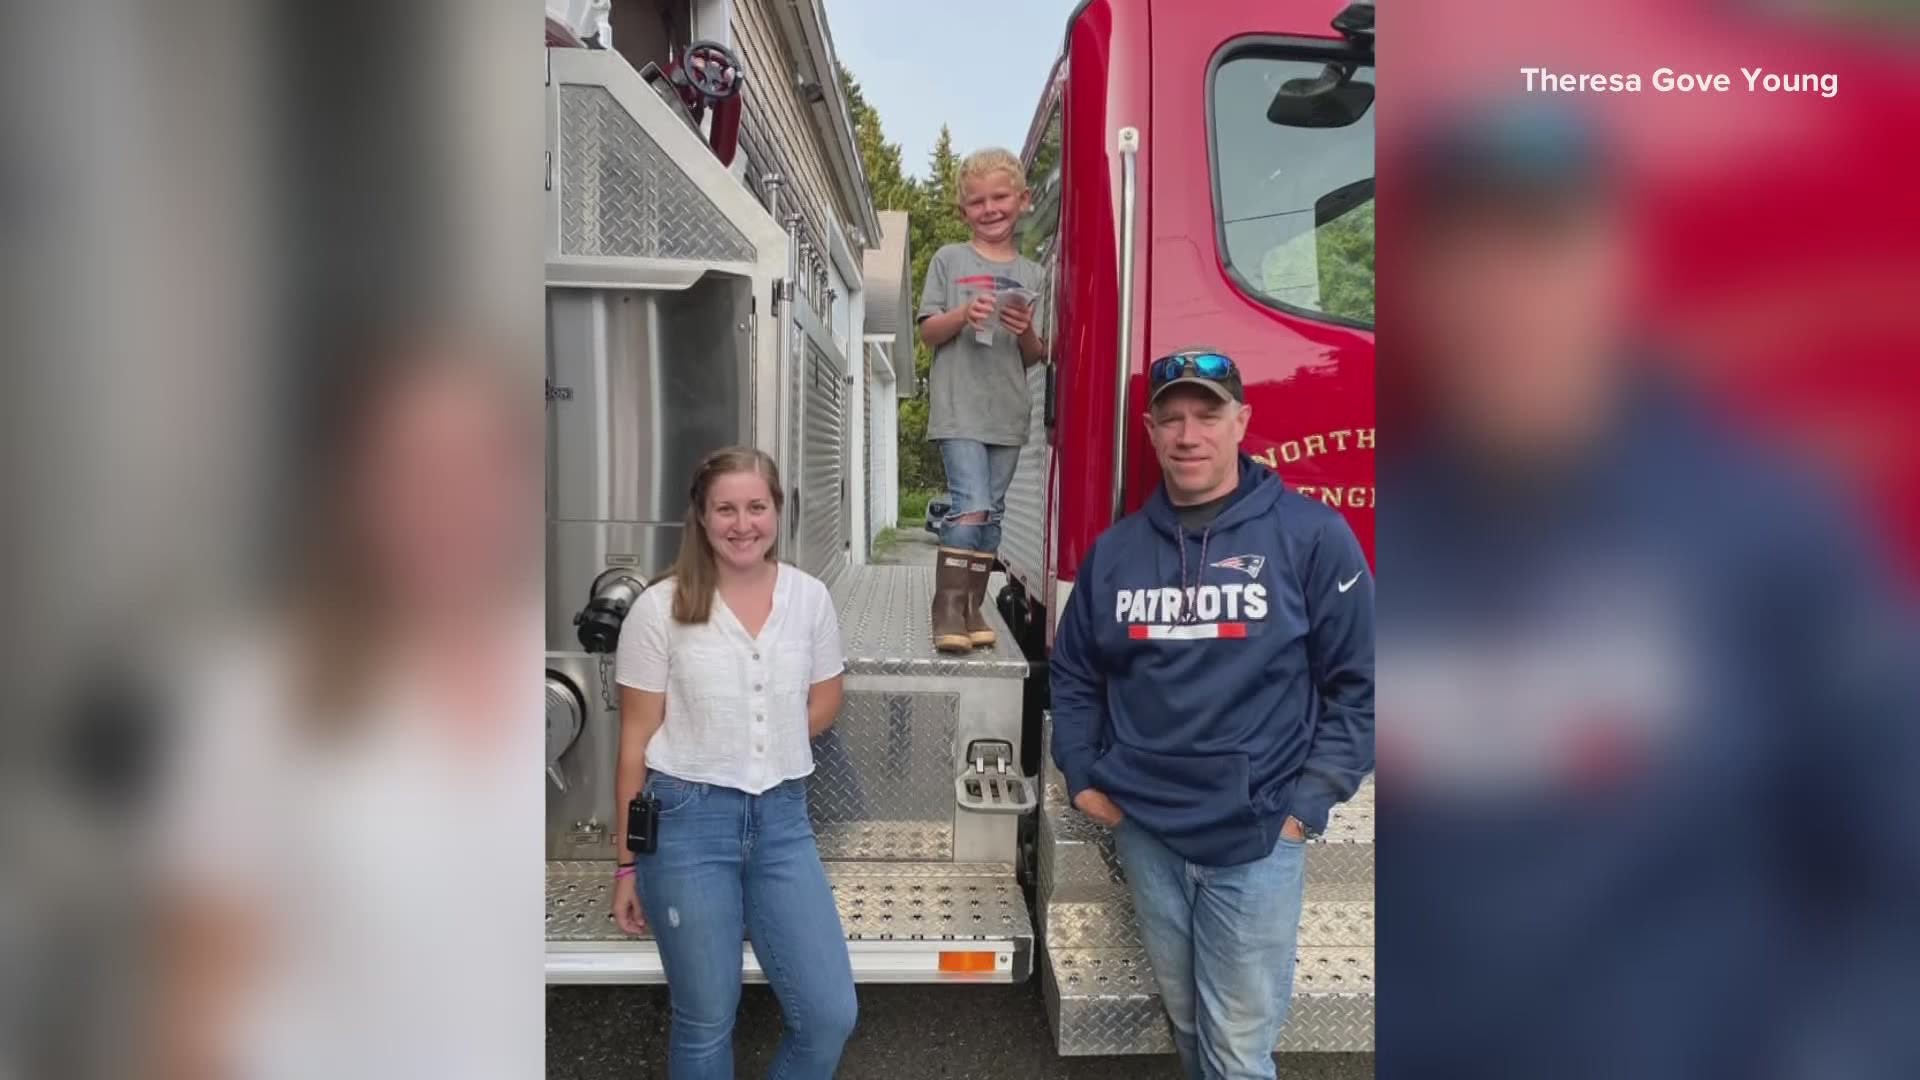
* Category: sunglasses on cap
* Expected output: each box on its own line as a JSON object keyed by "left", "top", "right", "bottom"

{"left": 1149, "top": 351, "right": 1238, "bottom": 386}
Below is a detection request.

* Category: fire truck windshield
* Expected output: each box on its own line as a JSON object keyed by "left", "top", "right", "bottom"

{"left": 1212, "top": 52, "right": 1376, "bottom": 327}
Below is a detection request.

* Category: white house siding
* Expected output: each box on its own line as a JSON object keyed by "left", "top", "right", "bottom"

{"left": 731, "top": 0, "right": 852, "bottom": 269}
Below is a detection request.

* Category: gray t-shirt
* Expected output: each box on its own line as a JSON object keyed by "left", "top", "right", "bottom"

{"left": 918, "top": 243, "right": 1046, "bottom": 446}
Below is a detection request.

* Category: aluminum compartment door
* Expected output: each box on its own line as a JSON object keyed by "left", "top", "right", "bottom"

{"left": 1000, "top": 362, "right": 1051, "bottom": 593}
{"left": 544, "top": 281, "right": 754, "bottom": 651}
{"left": 794, "top": 300, "right": 848, "bottom": 581}
{"left": 546, "top": 284, "right": 751, "bottom": 525}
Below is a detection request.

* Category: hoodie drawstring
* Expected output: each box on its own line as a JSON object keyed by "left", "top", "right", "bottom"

{"left": 1174, "top": 524, "right": 1213, "bottom": 624}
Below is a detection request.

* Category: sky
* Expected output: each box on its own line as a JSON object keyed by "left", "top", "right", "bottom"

{"left": 822, "top": 0, "right": 1081, "bottom": 176}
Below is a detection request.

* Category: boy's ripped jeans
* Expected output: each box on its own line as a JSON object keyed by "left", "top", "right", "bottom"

{"left": 937, "top": 438, "right": 1021, "bottom": 553}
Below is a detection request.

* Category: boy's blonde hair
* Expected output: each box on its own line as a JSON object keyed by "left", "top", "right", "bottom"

{"left": 956, "top": 148, "right": 1026, "bottom": 200}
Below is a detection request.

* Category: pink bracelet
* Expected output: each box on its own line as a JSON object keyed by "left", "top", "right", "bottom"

{"left": 614, "top": 864, "right": 635, "bottom": 880}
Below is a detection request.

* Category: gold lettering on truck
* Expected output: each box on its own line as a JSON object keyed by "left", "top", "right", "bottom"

{"left": 1250, "top": 428, "right": 1377, "bottom": 509}
{"left": 1294, "top": 486, "right": 1376, "bottom": 509}
{"left": 1249, "top": 427, "right": 1375, "bottom": 465}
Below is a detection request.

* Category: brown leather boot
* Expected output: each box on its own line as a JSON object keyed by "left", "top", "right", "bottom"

{"left": 931, "top": 547, "right": 975, "bottom": 653}
{"left": 965, "top": 551, "right": 996, "bottom": 648}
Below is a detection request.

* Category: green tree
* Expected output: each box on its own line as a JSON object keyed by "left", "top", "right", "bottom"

{"left": 1316, "top": 201, "right": 1375, "bottom": 324}
{"left": 841, "top": 64, "right": 917, "bottom": 214}
{"left": 1252, "top": 201, "right": 1375, "bottom": 325}
{"left": 841, "top": 65, "right": 941, "bottom": 499}
{"left": 892, "top": 126, "right": 974, "bottom": 499}
{"left": 913, "top": 126, "right": 970, "bottom": 306}
{"left": 1018, "top": 111, "right": 1062, "bottom": 263}
{"left": 836, "top": 67, "right": 982, "bottom": 506}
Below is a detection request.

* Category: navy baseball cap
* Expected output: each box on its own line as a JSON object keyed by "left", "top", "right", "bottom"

{"left": 1407, "top": 98, "right": 1614, "bottom": 212}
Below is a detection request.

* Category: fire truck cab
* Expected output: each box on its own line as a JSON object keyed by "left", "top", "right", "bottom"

{"left": 1007, "top": 0, "right": 1377, "bottom": 1055}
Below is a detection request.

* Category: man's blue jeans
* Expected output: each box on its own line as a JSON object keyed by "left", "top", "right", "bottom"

{"left": 1112, "top": 819, "right": 1309, "bottom": 1080}
{"left": 634, "top": 772, "right": 857, "bottom": 1079}
{"left": 937, "top": 438, "right": 1021, "bottom": 553}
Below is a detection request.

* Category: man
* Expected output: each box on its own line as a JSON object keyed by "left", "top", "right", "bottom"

{"left": 1049, "top": 351, "right": 1375, "bottom": 1080}
{"left": 1385, "top": 99, "right": 1920, "bottom": 1079}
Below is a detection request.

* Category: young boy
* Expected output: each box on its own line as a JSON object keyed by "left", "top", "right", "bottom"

{"left": 917, "top": 147, "right": 1047, "bottom": 653}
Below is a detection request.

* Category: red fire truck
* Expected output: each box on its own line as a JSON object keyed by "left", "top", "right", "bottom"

{"left": 542, "top": 0, "right": 1375, "bottom": 1058}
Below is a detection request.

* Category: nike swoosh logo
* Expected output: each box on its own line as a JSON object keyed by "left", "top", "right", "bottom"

{"left": 1337, "top": 572, "right": 1363, "bottom": 593}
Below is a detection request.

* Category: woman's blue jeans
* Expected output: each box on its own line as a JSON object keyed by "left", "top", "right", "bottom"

{"left": 634, "top": 772, "right": 857, "bottom": 1079}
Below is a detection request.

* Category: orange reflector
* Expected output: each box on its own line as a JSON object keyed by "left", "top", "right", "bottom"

{"left": 938, "top": 950, "right": 998, "bottom": 973}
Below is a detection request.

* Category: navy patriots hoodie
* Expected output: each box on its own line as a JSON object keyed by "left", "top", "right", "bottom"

{"left": 1050, "top": 454, "right": 1375, "bottom": 866}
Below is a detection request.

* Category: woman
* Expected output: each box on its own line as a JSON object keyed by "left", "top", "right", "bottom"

{"left": 611, "top": 446, "right": 858, "bottom": 1079}
{"left": 151, "top": 335, "right": 541, "bottom": 1080}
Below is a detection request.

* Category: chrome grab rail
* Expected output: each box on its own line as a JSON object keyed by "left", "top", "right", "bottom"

{"left": 1110, "top": 126, "right": 1141, "bottom": 523}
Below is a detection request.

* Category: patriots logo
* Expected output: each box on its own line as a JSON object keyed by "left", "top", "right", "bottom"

{"left": 1210, "top": 554, "right": 1266, "bottom": 579}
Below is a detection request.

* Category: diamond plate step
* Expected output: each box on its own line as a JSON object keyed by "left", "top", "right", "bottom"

{"left": 1043, "top": 939, "right": 1375, "bottom": 1055}
{"left": 829, "top": 563, "right": 1027, "bottom": 679}
{"left": 1046, "top": 884, "right": 1373, "bottom": 951}
{"left": 548, "top": 859, "right": 1032, "bottom": 945}
{"left": 1033, "top": 714, "right": 1375, "bottom": 1053}
{"left": 1038, "top": 762, "right": 1375, "bottom": 898}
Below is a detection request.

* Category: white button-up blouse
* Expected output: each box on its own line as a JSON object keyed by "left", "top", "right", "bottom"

{"left": 615, "top": 563, "right": 844, "bottom": 794}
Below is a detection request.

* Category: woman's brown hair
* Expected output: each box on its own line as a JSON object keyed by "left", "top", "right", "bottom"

{"left": 671, "top": 446, "right": 784, "bottom": 624}
{"left": 287, "top": 326, "right": 526, "bottom": 734}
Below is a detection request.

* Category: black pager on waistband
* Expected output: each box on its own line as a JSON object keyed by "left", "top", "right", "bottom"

{"left": 626, "top": 793, "right": 660, "bottom": 855}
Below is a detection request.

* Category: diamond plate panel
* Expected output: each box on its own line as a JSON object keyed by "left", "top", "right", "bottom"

{"left": 548, "top": 862, "right": 620, "bottom": 942}
{"left": 1297, "top": 900, "right": 1374, "bottom": 948}
{"left": 832, "top": 871, "right": 1031, "bottom": 941}
{"left": 1045, "top": 901, "right": 1140, "bottom": 950}
{"left": 1039, "top": 835, "right": 1128, "bottom": 911}
{"left": 1292, "top": 947, "right": 1375, "bottom": 997}
{"left": 1275, "top": 995, "right": 1375, "bottom": 1054}
{"left": 1320, "top": 780, "right": 1376, "bottom": 844}
{"left": 558, "top": 85, "right": 755, "bottom": 262}
{"left": 1044, "top": 946, "right": 1374, "bottom": 1055}
{"left": 1304, "top": 841, "right": 1376, "bottom": 885}
{"left": 1037, "top": 772, "right": 1128, "bottom": 902}
{"left": 547, "top": 860, "right": 1030, "bottom": 944}
{"left": 1040, "top": 788, "right": 1374, "bottom": 896}
{"left": 999, "top": 363, "right": 1049, "bottom": 588}
{"left": 831, "top": 565, "right": 1028, "bottom": 679}
{"left": 1046, "top": 893, "right": 1371, "bottom": 951}
{"left": 1034, "top": 711, "right": 1375, "bottom": 1054}
{"left": 811, "top": 822, "right": 952, "bottom": 862}
{"left": 808, "top": 691, "right": 956, "bottom": 861}
{"left": 829, "top": 861, "right": 1017, "bottom": 878}
{"left": 1045, "top": 976, "right": 1165, "bottom": 1055}
{"left": 1035, "top": 717, "right": 1375, "bottom": 891}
